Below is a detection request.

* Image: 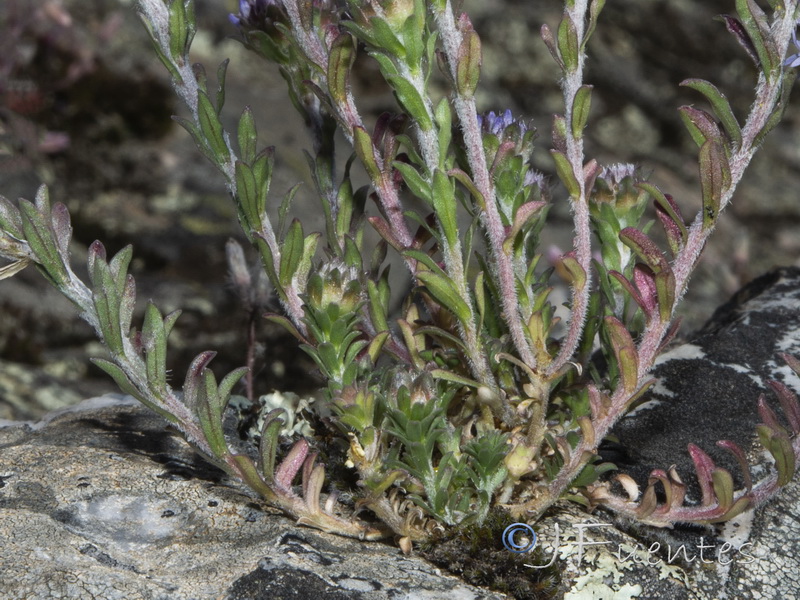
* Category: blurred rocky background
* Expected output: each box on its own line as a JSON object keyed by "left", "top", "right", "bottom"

{"left": 1, "top": 0, "right": 798, "bottom": 420}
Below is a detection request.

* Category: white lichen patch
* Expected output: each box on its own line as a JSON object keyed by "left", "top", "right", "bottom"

{"left": 653, "top": 343, "right": 706, "bottom": 366}
{"left": 548, "top": 520, "right": 691, "bottom": 600}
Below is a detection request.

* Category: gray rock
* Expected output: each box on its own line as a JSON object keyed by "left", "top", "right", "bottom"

{"left": 534, "top": 267, "right": 800, "bottom": 599}
{"left": 0, "top": 396, "right": 505, "bottom": 600}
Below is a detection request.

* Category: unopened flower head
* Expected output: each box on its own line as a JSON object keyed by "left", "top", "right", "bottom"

{"left": 592, "top": 163, "right": 648, "bottom": 214}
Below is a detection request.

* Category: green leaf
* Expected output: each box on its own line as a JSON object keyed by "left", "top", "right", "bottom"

{"left": 680, "top": 79, "right": 742, "bottom": 147}
{"left": 353, "top": 126, "right": 382, "bottom": 182}
{"left": 503, "top": 201, "right": 547, "bottom": 254}
{"left": 557, "top": 13, "right": 580, "bottom": 72}
{"left": 678, "top": 105, "right": 724, "bottom": 148}
{"left": 215, "top": 59, "right": 229, "bottom": 117}
{"left": 603, "top": 316, "right": 639, "bottom": 395}
{"left": 711, "top": 468, "right": 734, "bottom": 512}
{"left": 18, "top": 199, "right": 66, "bottom": 285}
{"left": 416, "top": 270, "right": 472, "bottom": 326}
{"left": 619, "top": 228, "right": 675, "bottom": 321}
{"left": 735, "top": 0, "right": 778, "bottom": 76}
{"left": 197, "top": 90, "right": 229, "bottom": 165}
{"left": 279, "top": 219, "right": 305, "bottom": 288}
{"left": 432, "top": 169, "right": 459, "bottom": 248}
{"left": 434, "top": 98, "right": 452, "bottom": 164}
{"left": 328, "top": 33, "right": 356, "bottom": 106}
{"left": 258, "top": 410, "right": 286, "bottom": 481}
{"left": 698, "top": 139, "right": 730, "bottom": 230}
{"left": 571, "top": 85, "right": 593, "bottom": 137}
{"left": 367, "top": 330, "right": 390, "bottom": 364}
{"left": 167, "top": 0, "right": 189, "bottom": 61}
{"left": 368, "top": 15, "right": 406, "bottom": 57}
{"left": 582, "top": 0, "right": 606, "bottom": 51}
{"left": 238, "top": 107, "right": 258, "bottom": 164}
{"left": 394, "top": 162, "right": 432, "bottom": 203}
{"left": 0, "top": 195, "right": 24, "bottom": 239}
{"left": 91, "top": 358, "right": 177, "bottom": 424}
{"left": 456, "top": 29, "right": 481, "bottom": 99}
{"left": 550, "top": 150, "right": 581, "bottom": 198}
{"left": 430, "top": 369, "right": 480, "bottom": 388}
{"left": 386, "top": 74, "right": 433, "bottom": 130}
{"left": 367, "top": 279, "right": 389, "bottom": 333}
{"left": 235, "top": 161, "right": 260, "bottom": 233}
{"left": 540, "top": 23, "right": 565, "bottom": 71}
{"left": 142, "top": 301, "right": 169, "bottom": 393}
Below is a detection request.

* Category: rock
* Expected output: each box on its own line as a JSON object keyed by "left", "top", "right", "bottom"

{"left": 0, "top": 396, "right": 506, "bottom": 600}
{"left": 533, "top": 267, "right": 800, "bottom": 599}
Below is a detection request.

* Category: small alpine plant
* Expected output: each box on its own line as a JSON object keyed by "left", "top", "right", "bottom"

{"left": 1, "top": 0, "right": 800, "bottom": 550}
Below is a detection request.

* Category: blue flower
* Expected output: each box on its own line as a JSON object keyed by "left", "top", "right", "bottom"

{"left": 785, "top": 28, "right": 800, "bottom": 68}
{"left": 477, "top": 109, "right": 530, "bottom": 138}
{"left": 229, "top": 0, "right": 279, "bottom": 29}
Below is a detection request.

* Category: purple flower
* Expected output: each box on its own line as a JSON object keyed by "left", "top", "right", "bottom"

{"left": 229, "top": 0, "right": 279, "bottom": 29}
{"left": 785, "top": 28, "right": 800, "bottom": 68}
{"left": 477, "top": 109, "right": 530, "bottom": 138}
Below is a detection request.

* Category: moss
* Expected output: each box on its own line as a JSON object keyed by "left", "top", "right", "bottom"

{"left": 418, "top": 508, "right": 563, "bottom": 600}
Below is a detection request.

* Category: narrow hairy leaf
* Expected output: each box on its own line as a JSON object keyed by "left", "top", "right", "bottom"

{"left": 768, "top": 380, "right": 800, "bottom": 434}
{"left": 503, "top": 201, "right": 547, "bottom": 254}
{"left": 604, "top": 316, "right": 639, "bottom": 394}
{"left": 687, "top": 444, "right": 716, "bottom": 507}
{"left": 215, "top": 59, "right": 229, "bottom": 117}
{"left": 142, "top": 301, "right": 168, "bottom": 392}
{"left": 557, "top": 13, "right": 580, "bottom": 72}
{"left": 167, "top": 0, "right": 189, "bottom": 60}
{"left": 571, "top": 85, "right": 593, "bottom": 137}
{"left": 416, "top": 270, "right": 472, "bottom": 326}
{"left": 328, "top": 33, "right": 356, "bottom": 106}
{"left": 678, "top": 105, "right": 724, "bottom": 148}
{"left": 91, "top": 358, "right": 178, "bottom": 424}
{"left": 430, "top": 369, "right": 480, "bottom": 388}
{"left": 559, "top": 254, "right": 587, "bottom": 290}
{"left": 279, "top": 219, "right": 304, "bottom": 288}
{"left": 680, "top": 79, "right": 742, "bottom": 147}
{"left": 719, "top": 15, "right": 759, "bottom": 66}
{"left": 434, "top": 98, "right": 452, "bottom": 163}
{"left": 196, "top": 90, "right": 229, "bottom": 164}
{"left": 735, "top": 0, "right": 777, "bottom": 75}
{"left": 619, "top": 228, "right": 675, "bottom": 321}
{"left": 699, "top": 138, "right": 730, "bottom": 229}
{"left": 386, "top": 75, "right": 433, "bottom": 131}
{"left": 456, "top": 29, "right": 481, "bottom": 98}
{"left": 259, "top": 410, "right": 286, "bottom": 480}
{"left": 238, "top": 107, "right": 258, "bottom": 164}
{"left": 394, "top": 162, "right": 432, "bottom": 204}
{"left": 275, "top": 438, "right": 310, "bottom": 490}
{"left": 540, "top": 24, "right": 565, "bottom": 71}
{"left": 711, "top": 468, "right": 734, "bottom": 512}
{"left": 431, "top": 169, "right": 459, "bottom": 247}
{"left": 582, "top": 0, "right": 606, "bottom": 51}
{"left": 18, "top": 200, "right": 66, "bottom": 285}
{"left": 550, "top": 150, "right": 581, "bottom": 198}
{"left": 717, "top": 439, "right": 753, "bottom": 491}
{"left": 609, "top": 270, "right": 649, "bottom": 317}
{"left": 50, "top": 203, "right": 73, "bottom": 259}
{"left": 196, "top": 368, "right": 228, "bottom": 457}
{"left": 353, "top": 126, "right": 382, "bottom": 181}
{"left": 0, "top": 195, "right": 23, "bottom": 239}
